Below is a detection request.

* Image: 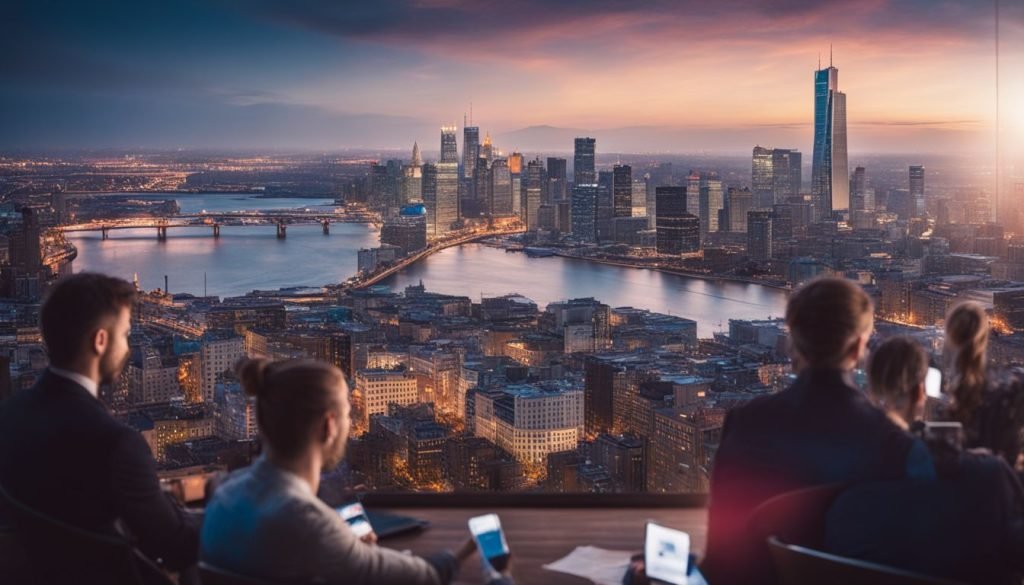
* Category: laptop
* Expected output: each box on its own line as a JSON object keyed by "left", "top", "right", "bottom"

{"left": 365, "top": 509, "right": 430, "bottom": 540}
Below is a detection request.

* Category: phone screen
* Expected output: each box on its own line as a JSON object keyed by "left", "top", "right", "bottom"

{"left": 925, "top": 367, "right": 942, "bottom": 398}
{"left": 338, "top": 502, "right": 373, "bottom": 538}
{"left": 468, "top": 513, "right": 510, "bottom": 563}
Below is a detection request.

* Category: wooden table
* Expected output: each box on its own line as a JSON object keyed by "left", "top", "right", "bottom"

{"left": 381, "top": 507, "right": 708, "bottom": 584}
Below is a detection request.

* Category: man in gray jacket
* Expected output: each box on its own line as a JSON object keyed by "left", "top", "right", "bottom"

{"left": 201, "top": 358, "right": 511, "bottom": 585}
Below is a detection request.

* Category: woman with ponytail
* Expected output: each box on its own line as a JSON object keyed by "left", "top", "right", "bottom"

{"left": 944, "top": 302, "right": 1024, "bottom": 468}
{"left": 201, "top": 358, "right": 512, "bottom": 585}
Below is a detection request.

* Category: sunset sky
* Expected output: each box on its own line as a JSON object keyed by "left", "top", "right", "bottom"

{"left": 1, "top": 0, "right": 1021, "bottom": 154}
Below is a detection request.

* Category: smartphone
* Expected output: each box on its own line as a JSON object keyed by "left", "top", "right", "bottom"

{"left": 338, "top": 501, "right": 374, "bottom": 538}
{"left": 468, "top": 513, "right": 510, "bottom": 570}
{"left": 644, "top": 522, "right": 691, "bottom": 585}
{"left": 925, "top": 367, "right": 942, "bottom": 399}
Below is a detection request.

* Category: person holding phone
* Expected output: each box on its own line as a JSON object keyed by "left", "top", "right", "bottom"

{"left": 200, "top": 358, "right": 514, "bottom": 585}
{"left": 822, "top": 336, "right": 1024, "bottom": 583}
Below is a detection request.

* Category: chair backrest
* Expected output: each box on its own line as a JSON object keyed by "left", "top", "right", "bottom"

{"left": 0, "top": 482, "right": 172, "bottom": 585}
{"left": 767, "top": 536, "right": 967, "bottom": 585}
{"left": 747, "top": 482, "right": 849, "bottom": 550}
{"left": 198, "top": 562, "right": 282, "bottom": 585}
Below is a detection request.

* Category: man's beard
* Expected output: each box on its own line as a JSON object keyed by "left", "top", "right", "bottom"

{"left": 98, "top": 347, "right": 129, "bottom": 386}
{"left": 323, "top": 437, "right": 346, "bottom": 471}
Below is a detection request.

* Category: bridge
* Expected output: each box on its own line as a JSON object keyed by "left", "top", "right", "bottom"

{"left": 350, "top": 224, "right": 526, "bottom": 290}
{"left": 57, "top": 210, "right": 381, "bottom": 240}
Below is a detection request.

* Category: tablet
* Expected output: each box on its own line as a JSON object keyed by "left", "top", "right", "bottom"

{"left": 645, "top": 522, "right": 690, "bottom": 585}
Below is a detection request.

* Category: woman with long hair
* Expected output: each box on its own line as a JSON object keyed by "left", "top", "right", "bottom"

{"left": 944, "top": 301, "right": 1024, "bottom": 468}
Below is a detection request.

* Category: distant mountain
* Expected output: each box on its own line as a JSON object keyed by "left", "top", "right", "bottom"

{"left": 495, "top": 125, "right": 590, "bottom": 152}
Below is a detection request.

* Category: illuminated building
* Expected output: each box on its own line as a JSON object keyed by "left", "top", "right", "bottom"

{"left": 571, "top": 183, "right": 598, "bottom": 242}
{"left": 523, "top": 158, "right": 545, "bottom": 231}
{"left": 910, "top": 165, "right": 925, "bottom": 217}
{"left": 490, "top": 158, "right": 514, "bottom": 216}
{"left": 355, "top": 369, "right": 418, "bottom": 427}
{"left": 655, "top": 187, "right": 699, "bottom": 254}
{"left": 613, "top": 164, "right": 632, "bottom": 218}
{"left": 200, "top": 336, "right": 245, "bottom": 404}
{"left": 752, "top": 147, "right": 802, "bottom": 209}
{"left": 746, "top": 210, "right": 773, "bottom": 262}
{"left": 573, "top": 137, "right": 596, "bottom": 186}
{"left": 811, "top": 59, "right": 849, "bottom": 220}
{"left": 472, "top": 383, "right": 583, "bottom": 466}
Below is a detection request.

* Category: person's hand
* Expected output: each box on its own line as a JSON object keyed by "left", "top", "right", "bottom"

{"left": 359, "top": 531, "right": 379, "bottom": 545}
{"left": 455, "top": 537, "right": 477, "bottom": 563}
{"left": 623, "top": 553, "right": 650, "bottom": 585}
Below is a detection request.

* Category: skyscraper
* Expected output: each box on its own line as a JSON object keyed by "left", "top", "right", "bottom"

{"left": 753, "top": 147, "right": 803, "bottom": 210}
{"left": 421, "top": 163, "right": 438, "bottom": 238}
{"left": 547, "top": 157, "right": 567, "bottom": 202}
{"left": 698, "top": 172, "right": 723, "bottom": 243}
{"left": 613, "top": 164, "right": 632, "bottom": 218}
{"left": 441, "top": 125, "right": 459, "bottom": 163}
{"left": 811, "top": 60, "right": 848, "bottom": 220}
{"left": 574, "top": 138, "right": 596, "bottom": 186}
{"left": 571, "top": 184, "right": 598, "bottom": 243}
{"left": 597, "top": 170, "right": 614, "bottom": 242}
{"left": 523, "top": 158, "right": 545, "bottom": 231}
{"left": 656, "top": 187, "right": 699, "bottom": 255}
{"left": 490, "top": 158, "right": 513, "bottom": 216}
{"left": 909, "top": 165, "right": 925, "bottom": 217}
{"left": 850, "top": 166, "right": 867, "bottom": 211}
{"left": 726, "top": 187, "right": 753, "bottom": 233}
{"left": 462, "top": 124, "right": 479, "bottom": 179}
{"left": 401, "top": 142, "right": 423, "bottom": 204}
{"left": 436, "top": 126, "right": 460, "bottom": 235}
{"left": 747, "top": 211, "right": 773, "bottom": 262}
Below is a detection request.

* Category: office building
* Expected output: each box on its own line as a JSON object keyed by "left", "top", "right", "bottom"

{"left": 472, "top": 384, "right": 584, "bottom": 465}
{"left": 573, "top": 137, "right": 596, "bottom": 186}
{"left": 752, "top": 146, "right": 802, "bottom": 209}
{"left": 698, "top": 173, "right": 724, "bottom": 242}
{"left": 747, "top": 210, "right": 774, "bottom": 262}
{"left": 571, "top": 184, "right": 598, "bottom": 242}
{"left": 910, "top": 165, "right": 925, "bottom": 217}
{"left": 462, "top": 124, "right": 480, "bottom": 180}
{"left": 490, "top": 158, "right": 514, "bottom": 216}
{"left": 523, "top": 158, "right": 546, "bottom": 231}
{"left": 613, "top": 164, "right": 633, "bottom": 218}
{"left": 547, "top": 157, "right": 567, "bottom": 202}
{"left": 355, "top": 369, "right": 419, "bottom": 427}
{"left": 656, "top": 187, "right": 699, "bottom": 254}
{"left": 811, "top": 61, "right": 849, "bottom": 220}
{"left": 726, "top": 187, "right": 753, "bottom": 233}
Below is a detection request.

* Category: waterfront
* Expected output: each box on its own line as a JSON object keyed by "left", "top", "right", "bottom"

{"left": 70, "top": 193, "right": 790, "bottom": 336}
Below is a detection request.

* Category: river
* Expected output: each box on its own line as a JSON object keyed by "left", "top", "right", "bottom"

{"left": 70, "top": 193, "right": 789, "bottom": 336}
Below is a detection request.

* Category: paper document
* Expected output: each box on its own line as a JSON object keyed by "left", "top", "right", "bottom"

{"left": 543, "top": 545, "right": 633, "bottom": 585}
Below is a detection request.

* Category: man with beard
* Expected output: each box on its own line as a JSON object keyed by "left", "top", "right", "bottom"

{"left": 0, "top": 273, "right": 200, "bottom": 583}
{"left": 201, "top": 358, "right": 513, "bottom": 585}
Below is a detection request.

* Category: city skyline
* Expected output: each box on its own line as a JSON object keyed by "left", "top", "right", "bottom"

{"left": 0, "top": 0, "right": 1021, "bottom": 154}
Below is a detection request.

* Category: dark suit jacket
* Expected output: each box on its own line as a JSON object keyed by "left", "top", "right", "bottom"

{"left": 0, "top": 371, "right": 198, "bottom": 580}
{"left": 824, "top": 449, "right": 1024, "bottom": 585}
{"left": 702, "top": 368, "right": 926, "bottom": 585}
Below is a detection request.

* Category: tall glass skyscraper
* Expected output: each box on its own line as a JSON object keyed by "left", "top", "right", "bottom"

{"left": 573, "top": 137, "right": 596, "bottom": 186}
{"left": 811, "top": 63, "right": 848, "bottom": 221}
{"left": 462, "top": 125, "right": 480, "bottom": 179}
{"left": 441, "top": 125, "right": 459, "bottom": 163}
{"left": 909, "top": 165, "right": 925, "bottom": 217}
{"left": 436, "top": 126, "right": 460, "bottom": 235}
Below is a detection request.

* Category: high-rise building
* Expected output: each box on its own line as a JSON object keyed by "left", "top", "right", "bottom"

{"left": 612, "top": 164, "right": 632, "bottom": 218}
{"left": 574, "top": 137, "right": 596, "bottom": 186}
{"left": 201, "top": 336, "right": 245, "bottom": 404}
{"left": 747, "top": 210, "right": 774, "bottom": 262}
{"left": 685, "top": 172, "right": 701, "bottom": 222}
{"left": 811, "top": 61, "right": 848, "bottom": 220}
{"left": 472, "top": 156, "right": 491, "bottom": 216}
{"left": 910, "top": 165, "right": 925, "bottom": 217}
{"left": 656, "top": 187, "right": 700, "bottom": 255}
{"left": 597, "top": 170, "right": 614, "bottom": 242}
{"left": 508, "top": 151, "right": 523, "bottom": 175}
{"left": 850, "top": 166, "right": 867, "bottom": 211}
{"left": 752, "top": 146, "right": 802, "bottom": 209}
{"left": 547, "top": 157, "right": 567, "bottom": 203}
{"left": 726, "top": 187, "right": 753, "bottom": 233}
{"left": 490, "top": 158, "right": 514, "bottom": 216}
{"left": 421, "top": 163, "right": 438, "bottom": 238}
{"left": 571, "top": 184, "right": 598, "bottom": 243}
{"left": 380, "top": 206, "right": 427, "bottom": 255}
{"left": 441, "top": 125, "right": 459, "bottom": 163}
{"left": 523, "top": 158, "right": 546, "bottom": 231}
{"left": 698, "top": 173, "right": 724, "bottom": 242}
{"left": 462, "top": 124, "right": 480, "bottom": 179}
{"left": 400, "top": 142, "right": 423, "bottom": 204}
{"left": 481, "top": 132, "right": 494, "bottom": 163}
{"left": 436, "top": 162, "right": 460, "bottom": 235}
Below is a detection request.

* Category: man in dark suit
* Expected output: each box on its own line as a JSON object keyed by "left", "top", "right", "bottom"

{"left": 0, "top": 273, "right": 199, "bottom": 583}
{"left": 700, "top": 278, "right": 935, "bottom": 585}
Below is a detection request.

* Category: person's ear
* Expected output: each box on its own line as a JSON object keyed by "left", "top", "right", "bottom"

{"left": 92, "top": 328, "right": 108, "bottom": 357}
{"left": 322, "top": 411, "right": 339, "bottom": 445}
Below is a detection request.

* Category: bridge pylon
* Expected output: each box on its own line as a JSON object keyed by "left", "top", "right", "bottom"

{"left": 101, "top": 226, "right": 110, "bottom": 240}
{"left": 276, "top": 222, "right": 287, "bottom": 239}
{"left": 212, "top": 223, "right": 220, "bottom": 238}
{"left": 322, "top": 219, "right": 330, "bottom": 235}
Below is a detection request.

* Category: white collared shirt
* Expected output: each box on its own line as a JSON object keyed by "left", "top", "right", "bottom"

{"left": 48, "top": 366, "right": 100, "bottom": 399}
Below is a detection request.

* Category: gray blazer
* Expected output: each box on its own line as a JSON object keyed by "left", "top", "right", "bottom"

{"left": 201, "top": 456, "right": 457, "bottom": 585}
